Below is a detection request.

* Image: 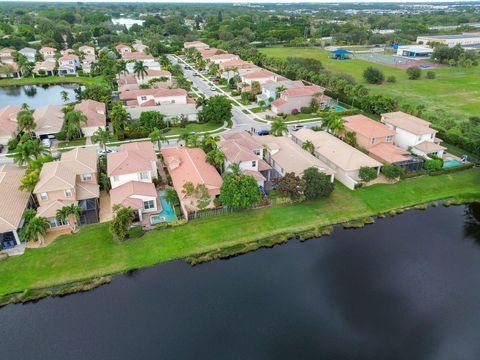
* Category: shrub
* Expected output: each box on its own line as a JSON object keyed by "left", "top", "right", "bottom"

{"left": 300, "top": 106, "right": 312, "bottom": 114}
{"left": 386, "top": 75, "right": 397, "bottom": 83}
{"left": 55, "top": 131, "right": 66, "bottom": 141}
{"left": 423, "top": 158, "right": 443, "bottom": 171}
{"left": 359, "top": 166, "right": 378, "bottom": 182}
{"left": 363, "top": 67, "right": 385, "bottom": 84}
{"left": 231, "top": 90, "right": 240, "bottom": 96}
{"left": 302, "top": 167, "right": 334, "bottom": 200}
{"left": 7, "top": 137, "right": 18, "bottom": 150}
{"left": 381, "top": 164, "right": 405, "bottom": 179}
{"left": 426, "top": 71, "right": 436, "bottom": 79}
{"left": 291, "top": 108, "right": 299, "bottom": 115}
{"left": 406, "top": 66, "right": 421, "bottom": 80}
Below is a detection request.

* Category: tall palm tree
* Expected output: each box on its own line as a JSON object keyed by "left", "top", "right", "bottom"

{"left": 164, "top": 187, "right": 178, "bottom": 208}
{"left": 17, "top": 110, "right": 36, "bottom": 136}
{"left": 275, "top": 85, "right": 287, "bottom": 98}
{"left": 149, "top": 127, "right": 169, "bottom": 150}
{"left": 208, "top": 63, "right": 219, "bottom": 77}
{"left": 195, "top": 95, "right": 208, "bottom": 109}
{"left": 74, "top": 87, "right": 84, "bottom": 101}
{"left": 12, "top": 139, "right": 48, "bottom": 166}
{"left": 28, "top": 139, "right": 49, "bottom": 159}
{"left": 302, "top": 140, "right": 315, "bottom": 154}
{"left": 228, "top": 163, "right": 242, "bottom": 178}
{"left": 64, "top": 110, "right": 88, "bottom": 140}
{"left": 270, "top": 117, "right": 288, "bottom": 137}
{"left": 20, "top": 62, "right": 34, "bottom": 77}
{"left": 20, "top": 103, "right": 29, "bottom": 111}
{"left": 202, "top": 134, "right": 220, "bottom": 151}
{"left": 56, "top": 204, "right": 83, "bottom": 232}
{"left": 60, "top": 90, "right": 69, "bottom": 103}
{"left": 92, "top": 127, "right": 113, "bottom": 151}
{"left": 116, "top": 60, "right": 128, "bottom": 76}
{"left": 20, "top": 216, "right": 50, "bottom": 246}
{"left": 133, "top": 60, "right": 148, "bottom": 80}
{"left": 177, "top": 132, "right": 191, "bottom": 146}
{"left": 206, "top": 149, "right": 225, "bottom": 173}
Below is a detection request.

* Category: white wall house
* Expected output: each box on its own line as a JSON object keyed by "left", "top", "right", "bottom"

{"left": 119, "top": 88, "right": 188, "bottom": 106}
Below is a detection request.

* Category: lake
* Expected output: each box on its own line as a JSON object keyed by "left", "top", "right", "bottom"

{"left": 0, "top": 84, "right": 79, "bottom": 109}
{"left": 1, "top": 204, "right": 479, "bottom": 359}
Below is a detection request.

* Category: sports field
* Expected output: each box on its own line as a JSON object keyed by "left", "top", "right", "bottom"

{"left": 259, "top": 47, "right": 480, "bottom": 123}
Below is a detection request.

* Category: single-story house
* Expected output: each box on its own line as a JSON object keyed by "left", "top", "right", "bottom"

{"left": 33, "top": 104, "right": 64, "bottom": 138}
{"left": 119, "top": 88, "right": 188, "bottom": 107}
{"left": 271, "top": 85, "right": 325, "bottom": 115}
{"left": 125, "top": 102, "right": 198, "bottom": 122}
{"left": 0, "top": 105, "right": 20, "bottom": 145}
{"left": 34, "top": 61, "right": 55, "bottom": 76}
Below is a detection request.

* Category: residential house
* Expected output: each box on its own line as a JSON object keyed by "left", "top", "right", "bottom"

{"left": 133, "top": 41, "right": 148, "bottom": 53}
{"left": 34, "top": 61, "right": 55, "bottom": 76}
{"left": 219, "top": 59, "right": 259, "bottom": 80}
{"left": 161, "top": 147, "right": 223, "bottom": 215}
{"left": 0, "top": 61, "right": 20, "bottom": 78}
{"left": 343, "top": 114, "right": 423, "bottom": 171}
{"left": 34, "top": 148, "right": 100, "bottom": 231}
{"left": 381, "top": 111, "right": 446, "bottom": 158}
{"left": 0, "top": 165, "right": 34, "bottom": 252}
{"left": 0, "top": 105, "right": 20, "bottom": 145}
{"left": 116, "top": 44, "right": 132, "bottom": 55}
{"left": 218, "top": 132, "right": 273, "bottom": 186}
{"left": 60, "top": 49, "right": 75, "bottom": 56}
{"left": 254, "top": 135, "right": 335, "bottom": 182}
{"left": 198, "top": 48, "right": 222, "bottom": 60}
{"left": 33, "top": 105, "right": 64, "bottom": 139}
{"left": 0, "top": 48, "right": 14, "bottom": 58}
{"left": 39, "top": 47, "right": 56, "bottom": 59}
{"left": 240, "top": 70, "right": 285, "bottom": 86}
{"left": 74, "top": 99, "right": 107, "bottom": 137}
{"left": 256, "top": 80, "right": 305, "bottom": 105}
{"left": 117, "top": 69, "right": 172, "bottom": 92}
{"left": 19, "top": 47, "right": 37, "bottom": 62}
{"left": 121, "top": 52, "right": 154, "bottom": 62}
{"left": 209, "top": 53, "right": 240, "bottom": 65}
{"left": 271, "top": 85, "right": 326, "bottom": 115}
{"left": 79, "top": 45, "right": 95, "bottom": 56}
{"left": 108, "top": 142, "right": 159, "bottom": 222}
{"left": 119, "top": 88, "right": 188, "bottom": 107}
{"left": 125, "top": 101, "right": 198, "bottom": 122}
{"left": 126, "top": 59, "right": 161, "bottom": 73}
{"left": 58, "top": 55, "right": 80, "bottom": 75}
{"left": 184, "top": 41, "right": 210, "bottom": 50}
{"left": 291, "top": 128, "right": 382, "bottom": 189}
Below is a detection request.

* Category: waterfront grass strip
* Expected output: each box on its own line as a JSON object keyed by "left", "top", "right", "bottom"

{"left": 0, "top": 169, "right": 479, "bottom": 299}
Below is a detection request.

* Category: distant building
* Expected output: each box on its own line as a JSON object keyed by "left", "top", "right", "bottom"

{"left": 396, "top": 45, "right": 433, "bottom": 58}
{"left": 19, "top": 47, "right": 37, "bottom": 62}
{"left": 416, "top": 33, "right": 480, "bottom": 49}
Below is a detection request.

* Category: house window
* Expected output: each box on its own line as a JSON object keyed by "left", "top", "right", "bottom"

{"left": 144, "top": 200, "right": 155, "bottom": 210}
{"left": 49, "top": 217, "right": 68, "bottom": 228}
{"left": 430, "top": 134, "right": 434, "bottom": 139}
{"left": 113, "top": 176, "right": 119, "bottom": 182}
{"left": 40, "top": 192, "right": 48, "bottom": 201}
{"left": 139, "top": 172, "right": 149, "bottom": 180}
{"left": 386, "top": 136, "right": 394, "bottom": 142}
{"left": 64, "top": 189, "right": 73, "bottom": 197}
{"left": 251, "top": 160, "right": 256, "bottom": 167}
{"left": 140, "top": 96, "right": 147, "bottom": 101}
{"left": 254, "top": 150, "right": 261, "bottom": 156}
{"left": 418, "top": 136, "right": 422, "bottom": 141}
{"left": 171, "top": 100, "right": 175, "bottom": 104}
{"left": 371, "top": 138, "right": 376, "bottom": 145}
{"left": 81, "top": 174, "right": 92, "bottom": 181}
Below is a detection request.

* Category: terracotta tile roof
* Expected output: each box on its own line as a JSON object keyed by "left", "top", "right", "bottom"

{"left": 34, "top": 162, "right": 77, "bottom": 194}
{"left": 271, "top": 98, "right": 287, "bottom": 107}
{"left": 210, "top": 53, "right": 238, "bottom": 60}
{"left": 184, "top": 41, "right": 210, "bottom": 48}
{"left": 414, "top": 140, "right": 446, "bottom": 153}
{"left": 222, "top": 131, "right": 262, "bottom": 150}
{"left": 40, "top": 47, "right": 56, "bottom": 53}
{"left": 219, "top": 59, "right": 257, "bottom": 70}
{"left": 33, "top": 105, "right": 64, "bottom": 135}
{"left": 161, "top": 147, "right": 223, "bottom": 199}
{"left": 60, "top": 147, "right": 98, "bottom": 175}
{"left": 34, "top": 61, "right": 55, "bottom": 72}
{"left": 37, "top": 200, "right": 75, "bottom": 218}
{"left": 343, "top": 114, "right": 395, "bottom": 139}
{"left": 76, "top": 182, "right": 100, "bottom": 201}
{"left": 0, "top": 165, "right": 31, "bottom": 233}
{"left": 0, "top": 48, "right": 14, "bottom": 54}
{"left": 107, "top": 141, "right": 156, "bottom": 176}
{"left": 244, "top": 169, "right": 266, "bottom": 182}
{"left": 121, "top": 52, "right": 154, "bottom": 61}
{"left": 218, "top": 140, "right": 258, "bottom": 163}
{"left": 293, "top": 129, "right": 382, "bottom": 171}
{"left": 0, "top": 105, "right": 20, "bottom": 137}
{"left": 381, "top": 111, "right": 436, "bottom": 136}
{"left": 110, "top": 181, "right": 157, "bottom": 210}
{"left": 368, "top": 142, "right": 410, "bottom": 164}
{"left": 282, "top": 85, "right": 324, "bottom": 97}
{"left": 79, "top": 45, "right": 94, "bottom": 52}
{"left": 116, "top": 44, "right": 131, "bottom": 50}
{"left": 59, "top": 54, "right": 79, "bottom": 61}
{"left": 119, "top": 88, "right": 187, "bottom": 100}
{"left": 74, "top": 99, "right": 106, "bottom": 129}
{"left": 242, "top": 70, "right": 276, "bottom": 79}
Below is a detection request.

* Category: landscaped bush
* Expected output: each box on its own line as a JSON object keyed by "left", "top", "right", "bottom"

{"left": 55, "top": 131, "right": 66, "bottom": 141}
{"left": 7, "top": 137, "right": 18, "bottom": 150}
{"left": 381, "top": 164, "right": 405, "bottom": 179}
{"left": 231, "top": 90, "right": 240, "bottom": 96}
{"left": 291, "top": 108, "right": 299, "bottom": 115}
{"left": 300, "top": 106, "right": 312, "bottom": 114}
{"left": 426, "top": 71, "right": 436, "bottom": 79}
{"left": 386, "top": 75, "right": 397, "bottom": 83}
{"left": 429, "top": 162, "right": 473, "bottom": 175}
{"left": 359, "top": 166, "right": 378, "bottom": 182}
{"left": 311, "top": 126, "right": 322, "bottom": 132}
{"left": 423, "top": 158, "right": 443, "bottom": 171}
{"left": 406, "top": 67, "right": 421, "bottom": 80}
{"left": 363, "top": 66, "right": 385, "bottom": 84}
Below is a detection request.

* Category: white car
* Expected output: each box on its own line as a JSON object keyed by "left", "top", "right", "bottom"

{"left": 210, "top": 86, "right": 217, "bottom": 92}
{"left": 96, "top": 148, "right": 116, "bottom": 157}
{"left": 41, "top": 138, "right": 51, "bottom": 148}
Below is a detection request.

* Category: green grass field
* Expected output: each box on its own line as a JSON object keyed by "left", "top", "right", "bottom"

{"left": 259, "top": 47, "right": 480, "bottom": 123}
{"left": 0, "top": 169, "right": 479, "bottom": 298}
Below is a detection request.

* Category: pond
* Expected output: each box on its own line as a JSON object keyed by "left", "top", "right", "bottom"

{"left": 0, "top": 204, "right": 479, "bottom": 359}
{"left": 0, "top": 84, "right": 79, "bottom": 109}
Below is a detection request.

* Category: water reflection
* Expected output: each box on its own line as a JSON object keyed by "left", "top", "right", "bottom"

{"left": 464, "top": 203, "right": 480, "bottom": 244}
{"left": 24, "top": 86, "right": 37, "bottom": 97}
{"left": 0, "top": 84, "right": 78, "bottom": 108}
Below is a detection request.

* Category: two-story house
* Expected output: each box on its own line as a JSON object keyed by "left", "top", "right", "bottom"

{"left": 116, "top": 43, "right": 132, "bottom": 55}
{"left": 256, "top": 80, "right": 305, "bottom": 106}
{"left": 39, "top": 47, "right": 57, "bottom": 60}
{"left": 74, "top": 99, "right": 107, "bottom": 137}
{"left": 0, "top": 105, "right": 20, "bottom": 145}
{"left": 119, "top": 88, "right": 188, "bottom": 107}
{"left": 381, "top": 111, "right": 446, "bottom": 158}
{"left": 108, "top": 142, "right": 159, "bottom": 222}
{"left": 209, "top": 53, "right": 239, "bottom": 65}
{"left": 19, "top": 47, "right": 37, "bottom": 62}
{"left": 79, "top": 45, "right": 95, "bottom": 56}
{"left": 58, "top": 55, "right": 80, "bottom": 76}
{"left": 240, "top": 70, "right": 285, "bottom": 86}
{"left": 34, "top": 148, "right": 100, "bottom": 231}
{"left": 117, "top": 69, "right": 172, "bottom": 92}
{"left": 218, "top": 132, "right": 273, "bottom": 186}
{"left": 271, "top": 85, "right": 326, "bottom": 115}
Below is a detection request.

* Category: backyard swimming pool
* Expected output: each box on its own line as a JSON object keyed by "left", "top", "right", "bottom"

{"left": 150, "top": 191, "right": 177, "bottom": 224}
{"left": 443, "top": 159, "right": 464, "bottom": 169}
{"left": 333, "top": 105, "right": 346, "bottom": 111}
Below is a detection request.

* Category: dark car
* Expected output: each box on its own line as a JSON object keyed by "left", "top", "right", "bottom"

{"left": 258, "top": 130, "right": 269, "bottom": 136}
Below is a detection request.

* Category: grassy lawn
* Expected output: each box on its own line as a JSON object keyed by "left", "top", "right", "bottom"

{"left": 0, "top": 76, "right": 107, "bottom": 87}
{"left": 57, "top": 138, "right": 87, "bottom": 148}
{"left": 163, "top": 122, "right": 223, "bottom": 136}
{"left": 259, "top": 47, "right": 480, "bottom": 124}
{"left": 0, "top": 168, "right": 479, "bottom": 298}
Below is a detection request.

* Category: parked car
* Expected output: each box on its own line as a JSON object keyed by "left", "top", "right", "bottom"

{"left": 41, "top": 138, "right": 52, "bottom": 148}
{"left": 258, "top": 130, "right": 269, "bottom": 136}
{"left": 184, "top": 66, "right": 192, "bottom": 70}
{"left": 291, "top": 124, "right": 304, "bottom": 131}
{"left": 210, "top": 86, "right": 217, "bottom": 92}
{"left": 96, "top": 148, "right": 116, "bottom": 157}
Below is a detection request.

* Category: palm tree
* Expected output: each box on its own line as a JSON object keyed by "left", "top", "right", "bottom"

{"left": 195, "top": 95, "right": 208, "bottom": 109}
{"left": 208, "top": 63, "right": 219, "bottom": 77}
{"left": 12, "top": 140, "right": 48, "bottom": 166}
{"left": 20, "top": 103, "right": 29, "bottom": 111}
{"left": 56, "top": 204, "right": 83, "bottom": 232}
{"left": 177, "top": 132, "right": 191, "bottom": 146}
{"left": 110, "top": 102, "right": 129, "bottom": 135}
{"left": 206, "top": 149, "right": 225, "bottom": 173}
{"left": 149, "top": 127, "right": 169, "bottom": 150}
{"left": 186, "top": 134, "right": 199, "bottom": 148}
{"left": 228, "top": 163, "right": 242, "bottom": 178}
{"left": 164, "top": 187, "right": 178, "bottom": 207}
{"left": 20, "top": 62, "right": 34, "bottom": 77}
{"left": 133, "top": 60, "right": 148, "bottom": 80}
{"left": 64, "top": 110, "right": 88, "bottom": 140}
{"left": 116, "top": 60, "right": 128, "bottom": 76}
{"left": 74, "top": 87, "right": 84, "bottom": 101}
{"left": 344, "top": 131, "right": 357, "bottom": 147}
{"left": 324, "top": 116, "right": 345, "bottom": 136}
{"left": 270, "top": 117, "right": 288, "bottom": 137}
{"left": 92, "top": 127, "right": 113, "bottom": 151}
{"left": 275, "top": 85, "right": 287, "bottom": 98}
{"left": 60, "top": 90, "right": 69, "bottom": 103}
{"left": 28, "top": 139, "right": 49, "bottom": 159}
{"left": 202, "top": 134, "right": 220, "bottom": 151}
{"left": 17, "top": 110, "right": 36, "bottom": 136}
{"left": 20, "top": 216, "right": 50, "bottom": 246}
{"left": 19, "top": 169, "right": 40, "bottom": 192}
{"left": 302, "top": 140, "right": 315, "bottom": 154}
